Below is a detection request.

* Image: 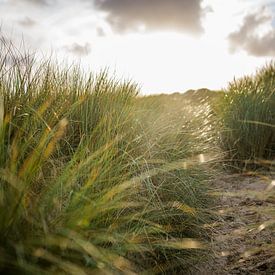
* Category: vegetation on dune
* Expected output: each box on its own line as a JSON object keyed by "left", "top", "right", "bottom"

{"left": 0, "top": 39, "right": 214, "bottom": 274}
{"left": 216, "top": 62, "right": 275, "bottom": 169}
{"left": 0, "top": 29, "right": 275, "bottom": 275}
{"left": 2, "top": 34, "right": 273, "bottom": 275}
{"left": 134, "top": 92, "right": 220, "bottom": 160}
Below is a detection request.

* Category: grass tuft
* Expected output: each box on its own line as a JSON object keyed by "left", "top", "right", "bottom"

{"left": 216, "top": 62, "right": 275, "bottom": 169}
{"left": 0, "top": 38, "right": 214, "bottom": 274}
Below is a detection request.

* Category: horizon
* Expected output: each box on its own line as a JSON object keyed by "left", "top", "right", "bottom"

{"left": 0, "top": 0, "right": 274, "bottom": 94}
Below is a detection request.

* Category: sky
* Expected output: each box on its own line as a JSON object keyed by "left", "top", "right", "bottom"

{"left": 0, "top": 0, "right": 274, "bottom": 94}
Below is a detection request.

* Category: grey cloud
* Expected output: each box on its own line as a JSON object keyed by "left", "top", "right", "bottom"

{"left": 27, "top": 0, "right": 48, "bottom": 4}
{"left": 93, "top": 0, "right": 205, "bottom": 34}
{"left": 11, "top": 0, "right": 54, "bottom": 6}
{"left": 228, "top": 9, "right": 275, "bottom": 57}
{"left": 64, "top": 42, "right": 91, "bottom": 56}
{"left": 96, "top": 26, "right": 106, "bottom": 37}
{"left": 17, "top": 17, "right": 37, "bottom": 28}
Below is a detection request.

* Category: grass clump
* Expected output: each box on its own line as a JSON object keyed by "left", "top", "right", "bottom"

{"left": 0, "top": 38, "right": 214, "bottom": 274}
{"left": 216, "top": 62, "right": 275, "bottom": 168}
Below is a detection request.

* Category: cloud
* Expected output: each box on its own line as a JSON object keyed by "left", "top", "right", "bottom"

{"left": 64, "top": 42, "right": 91, "bottom": 56}
{"left": 93, "top": 0, "right": 205, "bottom": 34}
{"left": 228, "top": 8, "right": 275, "bottom": 57}
{"left": 17, "top": 17, "right": 37, "bottom": 28}
{"left": 10, "top": 0, "right": 46, "bottom": 5}
{"left": 28, "top": 0, "right": 47, "bottom": 4}
{"left": 10, "top": 0, "right": 56, "bottom": 6}
{"left": 96, "top": 26, "right": 106, "bottom": 37}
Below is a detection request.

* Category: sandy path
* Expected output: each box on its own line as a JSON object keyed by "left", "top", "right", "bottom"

{"left": 196, "top": 173, "right": 275, "bottom": 274}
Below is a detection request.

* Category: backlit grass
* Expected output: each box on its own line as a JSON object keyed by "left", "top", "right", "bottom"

{"left": 216, "top": 62, "right": 275, "bottom": 169}
{"left": 0, "top": 38, "right": 214, "bottom": 274}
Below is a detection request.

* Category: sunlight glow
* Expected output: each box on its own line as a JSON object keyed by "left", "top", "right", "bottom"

{"left": 0, "top": 0, "right": 273, "bottom": 94}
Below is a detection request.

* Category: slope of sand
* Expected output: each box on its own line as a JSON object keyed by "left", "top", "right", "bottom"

{"left": 196, "top": 173, "right": 275, "bottom": 274}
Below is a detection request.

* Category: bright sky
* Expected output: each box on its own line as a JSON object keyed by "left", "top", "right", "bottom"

{"left": 0, "top": 0, "right": 274, "bottom": 94}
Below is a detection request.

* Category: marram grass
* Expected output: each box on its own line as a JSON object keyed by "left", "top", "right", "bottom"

{"left": 216, "top": 62, "right": 275, "bottom": 169}
{"left": 0, "top": 39, "right": 214, "bottom": 274}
